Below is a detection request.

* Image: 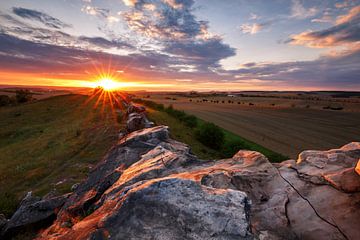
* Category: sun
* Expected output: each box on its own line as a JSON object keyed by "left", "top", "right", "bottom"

{"left": 96, "top": 78, "right": 119, "bottom": 91}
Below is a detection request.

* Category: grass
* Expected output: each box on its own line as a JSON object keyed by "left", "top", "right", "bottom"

{"left": 0, "top": 94, "right": 122, "bottom": 217}
{"left": 148, "top": 109, "right": 221, "bottom": 159}
{"left": 147, "top": 109, "right": 287, "bottom": 162}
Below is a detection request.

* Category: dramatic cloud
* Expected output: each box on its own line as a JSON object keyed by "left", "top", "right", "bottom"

{"left": 1, "top": 0, "right": 359, "bottom": 90}
{"left": 0, "top": 13, "right": 134, "bottom": 53}
{"left": 12, "top": 7, "right": 71, "bottom": 29}
{"left": 290, "top": 0, "right": 318, "bottom": 19}
{"left": 122, "top": 0, "right": 235, "bottom": 70}
{"left": 288, "top": 5, "right": 360, "bottom": 48}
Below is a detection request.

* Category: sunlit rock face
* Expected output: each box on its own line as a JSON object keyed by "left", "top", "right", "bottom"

{"left": 35, "top": 125, "right": 253, "bottom": 240}
{"left": 1, "top": 105, "right": 359, "bottom": 239}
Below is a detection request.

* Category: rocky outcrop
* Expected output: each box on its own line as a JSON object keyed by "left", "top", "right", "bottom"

{"left": 1, "top": 192, "right": 69, "bottom": 238}
{"left": 1, "top": 103, "right": 359, "bottom": 240}
{"left": 126, "top": 104, "right": 154, "bottom": 133}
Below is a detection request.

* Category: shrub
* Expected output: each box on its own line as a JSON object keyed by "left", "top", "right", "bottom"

{"left": 183, "top": 115, "right": 198, "bottom": 128}
{"left": 222, "top": 139, "right": 250, "bottom": 157}
{"left": 15, "top": 89, "right": 33, "bottom": 103}
{"left": 0, "top": 95, "right": 12, "bottom": 106}
{"left": 195, "top": 122, "right": 224, "bottom": 149}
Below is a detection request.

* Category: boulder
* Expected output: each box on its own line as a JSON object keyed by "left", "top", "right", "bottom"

{"left": 126, "top": 104, "right": 145, "bottom": 115}
{"left": 0, "top": 214, "right": 7, "bottom": 232}
{"left": 1, "top": 193, "right": 69, "bottom": 237}
{"left": 126, "top": 112, "right": 145, "bottom": 132}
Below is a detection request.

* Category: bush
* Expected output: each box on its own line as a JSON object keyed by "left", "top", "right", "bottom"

{"left": 222, "top": 139, "right": 250, "bottom": 157}
{"left": 16, "top": 89, "right": 33, "bottom": 103}
{"left": 183, "top": 115, "right": 198, "bottom": 128}
{"left": 0, "top": 95, "right": 12, "bottom": 106}
{"left": 196, "top": 122, "right": 224, "bottom": 149}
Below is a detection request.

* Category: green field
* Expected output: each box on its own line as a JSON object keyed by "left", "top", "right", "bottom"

{"left": 148, "top": 109, "right": 287, "bottom": 162}
{"left": 0, "top": 94, "right": 120, "bottom": 217}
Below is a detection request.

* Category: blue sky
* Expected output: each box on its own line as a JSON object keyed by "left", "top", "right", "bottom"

{"left": 0, "top": 0, "right": 359, "bottom": 90}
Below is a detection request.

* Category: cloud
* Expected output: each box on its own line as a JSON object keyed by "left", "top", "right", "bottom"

{"left": 0, "top": 13, "right": 134, "bottom": 52}
{"left": 123, "top": 0, "right": 137, "bottom": 7}
{"left": 78, "top": 36, "right": 134, "bottom": 49}
{"left": 12, "top": 7, "right": 71, "bottom": 29}
{"left": 0, "top": 31, "right": 359, "bottom": 89}
{"left": 164, "top": 38, "right": 235, "bottom": 70}
{"left": 228, "top": 48, "right": 360, "bottom": 88}
{"left": 249, "top": 13, "right": 259, "bottom": 20}
{"left": 239, "top": 23, "right": 264, "bottom": 35}
{"left": 311, "top": 9, "right": 333, "bottom": 23}
{"left": 288, "top": 6, "right": 360, "bottom": 48}
{"left": 336, "top": 5, "right": 360, "bottom": 24}
{"left": 122, "top": 0, "right": 235, "bottom": 70}
{"left": 290, "top": 0, "right": 318, "bottom": 19}
{"left": 81, "top": 5, "right": 109, "bottom": 18}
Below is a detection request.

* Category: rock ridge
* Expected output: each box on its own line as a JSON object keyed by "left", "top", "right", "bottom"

{"left": 0, "top": 104, "right": 359, "bottom": 240}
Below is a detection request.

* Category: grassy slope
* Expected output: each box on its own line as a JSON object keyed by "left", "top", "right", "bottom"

{"left": 0, "top": 94, "right": 121, "bottom": 217}
{"left": 148, "top": 110, "right": 287, "bottom": 162}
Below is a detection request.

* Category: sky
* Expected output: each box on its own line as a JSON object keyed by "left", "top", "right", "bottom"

{"left": 0, "top": 0, "right": 359, "bottom": 91}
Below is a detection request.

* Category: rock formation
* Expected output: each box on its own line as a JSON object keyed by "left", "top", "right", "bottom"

{"left": 1, "top": 104, "right": 359, "bottom": 240}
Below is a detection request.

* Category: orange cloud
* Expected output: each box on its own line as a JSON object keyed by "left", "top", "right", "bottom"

{"left": 288, "top": 5, "right": 360, "bottom": 48}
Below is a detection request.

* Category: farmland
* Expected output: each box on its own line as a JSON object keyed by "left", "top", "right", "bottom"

{"left": 140, "top": 92, "right": 360, "bottom": 158}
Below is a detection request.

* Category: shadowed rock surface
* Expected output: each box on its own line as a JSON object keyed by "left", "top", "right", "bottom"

{"left": 1, "top": 104, "right": 359, "bottom": 240}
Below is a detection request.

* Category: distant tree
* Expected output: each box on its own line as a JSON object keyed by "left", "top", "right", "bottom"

{"left": 0, "top": 95, "right": 12, "bottom": 106}
{"left": 15, "top": 89, "right": 33, "bottom": 103}
{"left": 196, "top": 122, "right": 224, "bottom": 149}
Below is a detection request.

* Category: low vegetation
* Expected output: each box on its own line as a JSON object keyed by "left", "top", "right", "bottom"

{"left": 0, "top": 94, "right": 122, "bottom": 217}
{"left": 0, "top": 89, "right": 34, "bottom": 107}
{"left": 135, "top": 99, "right": 287, "bottom": 162}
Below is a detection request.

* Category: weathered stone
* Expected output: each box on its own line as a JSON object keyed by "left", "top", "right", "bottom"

{"left": 0, "top": 214, "right": 7, "bottom": 232}
{"left": 126, "top": 104, "right": 145, "bottom": 115}
{"left": 126, "top": 112, "right": 145, "bottom": 132}
{"left": 2, "top": 194, "right": 69, "bottom": 237}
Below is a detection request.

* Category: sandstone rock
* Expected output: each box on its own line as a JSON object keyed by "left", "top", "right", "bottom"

{"left": 278, "top": 143, "right": 360, "bottom": 240}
